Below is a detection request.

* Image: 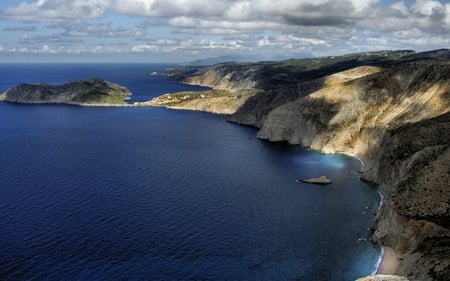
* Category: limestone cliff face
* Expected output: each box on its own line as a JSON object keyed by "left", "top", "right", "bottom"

{"left": 143, "top": 89, "right": 258, "bottom": 114}
{"left": 166, "top": 95, "right": 252, "bottom": 115}
{"left": 257, "top": 63, "right": 449, "bottom": 172}
{"left": 257, "top": 62, "right": 450, "bottom": 281}
{"left": 179, "top": 65, "right": 258, "bottom": 92}
{"left": 227, "top": 79, "right": 323, "bottom": 127}
{"left": 150, "top": 64, "right": 261, "bottom": 114}
{"left": 0, "top": 78, "right": 131, "bottom": 106}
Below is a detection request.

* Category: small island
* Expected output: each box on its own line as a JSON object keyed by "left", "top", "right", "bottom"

{"left": 0, "top": 78, "right": 132, "bottom": 106}
{"left": 297, "top": 176, "right": 333, "bottom": 185}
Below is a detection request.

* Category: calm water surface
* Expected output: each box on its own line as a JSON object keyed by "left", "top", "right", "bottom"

{"left": 0, "top": 64, "right": 380, "bottom": 280}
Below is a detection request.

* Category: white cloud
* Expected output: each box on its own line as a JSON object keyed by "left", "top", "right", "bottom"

{"left": 168, "top": 17, "right": 283, "bottom": 35}
{"left": 390, "top": 1, "right": 410, "bottom": 16}
{"left": 64, "top": 22, "right": 146, "bottom": 38}
{"left": 224, "top": 1, "right": 252, "bottom": 21}
{"left": 42, "top": 44, "right": 57, "bottom": 54}
{"left": 286, "top": 35, "right": 328, "bottom": 46}
{"left": 257, "top": 36, "right": 273, "bottom": 47}
{"left": 114, "top": 0, "right": 231, "bottom": 17}
{"left": 2, "top": 0, "right": 110, "bottom": 21}
{"left": 358, "top": 0, "right": 450, "bottom": 34}
{"left": 113, "top": 0, "right": 154, "bottom": 16}
{"left": 0, "top": 0, "right": 449, "bottom": 61}
{"left": 132, "top": 37, "right": 245, "bottom": 54}
{"left": 411, "top": 0, "right": 445, "bottom": 16}
{"left": 18, "top": 34, "right": 83, "bottom": 44}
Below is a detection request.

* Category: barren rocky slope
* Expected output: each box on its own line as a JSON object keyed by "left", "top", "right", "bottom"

{"left": 165, "top": 50, "right": 412, "bottom": 117}
{"left": 143, "top": 89, "right": 258, "bottom": 114}
{"left": 167, "top": 50, "right": 450, "bottom": 281}
{"left": 0, "top": 78, "right": 131, "bottom": 106}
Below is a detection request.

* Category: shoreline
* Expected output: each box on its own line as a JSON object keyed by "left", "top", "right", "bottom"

{"left": 2, "top": 81, "right": 395, "bottom": 278}
{"left": 375, "top": 246, "right": 400, "bottom": 275}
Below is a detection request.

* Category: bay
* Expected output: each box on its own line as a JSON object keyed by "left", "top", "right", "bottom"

{"left": 0, "top": 64, "right": 380, "bottom": 281}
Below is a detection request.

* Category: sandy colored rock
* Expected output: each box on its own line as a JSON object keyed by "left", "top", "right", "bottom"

{"left": 299, "top": 176, "right": 332, "bottom": 184}
{"left": 356, "top": 275, "right": 409, "bottom": 281}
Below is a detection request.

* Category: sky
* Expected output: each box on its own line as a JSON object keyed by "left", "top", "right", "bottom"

{"left": 0, "top": 0, "right": 449, "bottom": 63}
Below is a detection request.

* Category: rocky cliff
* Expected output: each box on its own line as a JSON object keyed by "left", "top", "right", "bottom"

{"left": 256, "top": 62, "right": 449, "bottom": 281}
{"left": 173, "top": 64, "right": 258, "bottom": 92}
{"left": 169, "top": 50, "right": 414, "bottom": 124}
{"left": 0, "top": 78, "right": 131, "bottom": 106}
{"left": 167, "top": 50, "right": 450, "bottom": 280}
{"left": 142, "top": 89, "right": 258, "bottom": 114}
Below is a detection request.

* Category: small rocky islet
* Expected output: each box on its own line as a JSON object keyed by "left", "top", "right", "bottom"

{"left": 297, "top": 176, "right": 333, "bottom": 185}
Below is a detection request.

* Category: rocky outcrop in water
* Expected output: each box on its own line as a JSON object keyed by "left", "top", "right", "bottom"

{"left": 0, "top": 78, "right": 131, "bottom": 106}
{"left": 299, "top": 176, "right": 333, "bottom": 184}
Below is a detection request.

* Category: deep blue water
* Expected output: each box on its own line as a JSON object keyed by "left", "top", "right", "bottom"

{"left": 0, "top": 64, "right": 380, "bottom": 281}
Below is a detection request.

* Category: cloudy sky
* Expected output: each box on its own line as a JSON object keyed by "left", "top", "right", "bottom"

{"left": 0, "top": 0, "right": 449, "bottom": 62}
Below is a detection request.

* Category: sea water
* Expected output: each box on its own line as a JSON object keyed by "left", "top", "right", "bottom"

{"left": 0, "top": 64, "right": 380, "bottom": 280}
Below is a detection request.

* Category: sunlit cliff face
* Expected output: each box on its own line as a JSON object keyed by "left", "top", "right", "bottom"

{"left": 258, "top": 62, "right": 450, "bottom": 160}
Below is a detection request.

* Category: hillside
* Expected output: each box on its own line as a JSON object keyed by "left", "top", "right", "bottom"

{"left": 0, "top": 78, "right": 131, "bottom": 106}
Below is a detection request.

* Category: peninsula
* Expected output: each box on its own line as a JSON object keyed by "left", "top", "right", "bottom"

{"left": 0, "top": 78, "right": 132, "bottom": 106}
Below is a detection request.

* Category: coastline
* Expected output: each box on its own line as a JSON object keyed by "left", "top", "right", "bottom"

{"left": 145, "top": 89, "right": 391, "bottom": 278}
{"left": 353, "top": 156, "right": 391, "bottom": 277}
{"left": 376, "top": 246, "right": 400, "bottom": 275}
{"left": 0, "top": 78, "right": 399, "bottom": 279}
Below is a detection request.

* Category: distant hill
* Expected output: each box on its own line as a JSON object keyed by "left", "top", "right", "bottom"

{"left": 180, "top": 55, "right": 261, "bottom": 66}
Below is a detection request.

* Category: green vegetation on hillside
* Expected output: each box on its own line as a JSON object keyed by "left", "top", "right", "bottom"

{"left": 0, "top": 77, "right": 131, "bottom": 105}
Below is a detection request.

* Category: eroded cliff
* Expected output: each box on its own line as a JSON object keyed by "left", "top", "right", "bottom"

{"left": 179, "top": 65, "right": 258, "bottom": 92}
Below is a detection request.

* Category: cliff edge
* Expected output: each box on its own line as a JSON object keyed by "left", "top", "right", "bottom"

{"left": 0, "top": 78, "right": 132, "bottom": 106}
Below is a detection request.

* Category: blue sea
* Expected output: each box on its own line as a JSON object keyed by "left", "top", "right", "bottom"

{"left": 0, "top": 64, "right": 380, "bottom": 281}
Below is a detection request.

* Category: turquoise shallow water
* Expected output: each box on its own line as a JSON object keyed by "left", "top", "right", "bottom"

{"left": 0, "top": 64, "right": 380, "bottom": 280}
